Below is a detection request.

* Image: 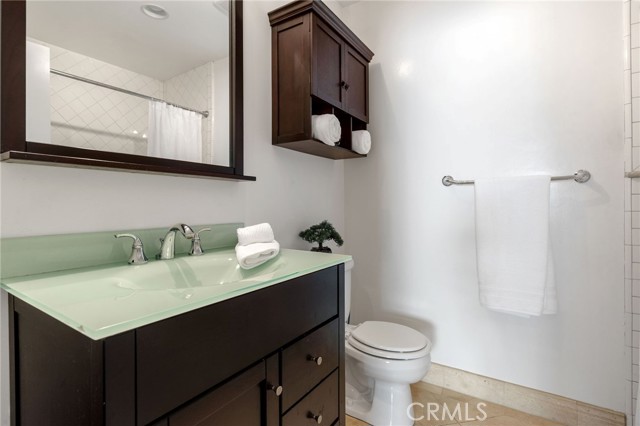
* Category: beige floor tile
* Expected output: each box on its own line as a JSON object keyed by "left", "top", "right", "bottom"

{"left": 346, "top": 415, "right": 369, "bottom": 426}
{"left": 347, "top": 382, "right": 572, "bottom": 426}
{"left": 459, "top": 415, "right": 528, "bottom": 426}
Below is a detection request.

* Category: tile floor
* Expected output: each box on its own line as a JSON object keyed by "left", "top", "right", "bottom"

{"left": 345, "top": 381, "right": 564, "bottom": 426}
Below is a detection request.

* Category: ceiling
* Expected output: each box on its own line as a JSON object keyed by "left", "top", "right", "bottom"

{"left": 27, "top": 1, "right": 229, "bottom": 81}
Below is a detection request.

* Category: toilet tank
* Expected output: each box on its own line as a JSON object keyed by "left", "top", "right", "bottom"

{"left": 345, "top": 259, "right": 354, "bottom": 323}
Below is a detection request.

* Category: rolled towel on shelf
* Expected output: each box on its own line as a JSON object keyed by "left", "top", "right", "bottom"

{"left": 236, "top": 241, "right": 280, "bottom": 270}
{"left": 352, "top": 130, "right": 371, "bottom": 154}
{"left": 312, "top": 114, "right": 341, "bottom": 146}
{"left": 237, "top": 223, "right": 275, "bottom": 246}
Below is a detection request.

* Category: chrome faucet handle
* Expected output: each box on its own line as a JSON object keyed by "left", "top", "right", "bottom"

{"left": 189, "top": 227, "right": 212, "bottom": 256}
{"left": 115, "top": 234, "right": 148, "bottom": 265}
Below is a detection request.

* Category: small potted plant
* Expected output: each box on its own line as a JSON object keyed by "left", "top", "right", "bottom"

{"left": 299, "top": 220, "right": 344, "bottom": 253}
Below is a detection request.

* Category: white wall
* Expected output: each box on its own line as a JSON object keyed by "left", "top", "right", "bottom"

{"left": 344, "top": 1, "right": 625, "bottom": 411}
{"left": 0, "top": 2, "right": 346, "bottom": 424}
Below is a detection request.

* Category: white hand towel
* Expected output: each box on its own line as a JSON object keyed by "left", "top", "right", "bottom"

{"left": 352, "top": 130, "right": 371, "bottom": 154}
{"left": 235, "top": 241, "right": 280, "bottom": 270}
{"left": 474, "top": 175, "right": 557, "bottom": 317}
{"left": 237, "top": 223, "right": 275, "bottom": 246}
{"left": 312, "top": 114, "right": 341, "bottom": 146}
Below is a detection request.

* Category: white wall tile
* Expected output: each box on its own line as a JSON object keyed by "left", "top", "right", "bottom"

{"left": 627, "top": 70, "right": 633, "bottom": 104}
{"left": 627, "top": 104, "right": 633, "bottom": 140}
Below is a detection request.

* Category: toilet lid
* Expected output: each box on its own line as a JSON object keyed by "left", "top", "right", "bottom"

{"left": 348, "top": 321, "right": 431, "bottom": 360}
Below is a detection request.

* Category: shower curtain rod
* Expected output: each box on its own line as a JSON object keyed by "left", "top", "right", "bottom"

{"left": 50, "top": 69, "right": 210, "bottom": 118}
{"left": 442, "top": 169, "right": 591, "bottom": 186}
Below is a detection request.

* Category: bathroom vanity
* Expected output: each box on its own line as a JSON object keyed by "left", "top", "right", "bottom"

{"left": 3, "top": 248, "right": 348, "bottom": 426}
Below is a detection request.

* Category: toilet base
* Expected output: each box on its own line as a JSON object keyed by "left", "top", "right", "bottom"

{"left": 346, "top": 380, "right": 416, "bottom": 426}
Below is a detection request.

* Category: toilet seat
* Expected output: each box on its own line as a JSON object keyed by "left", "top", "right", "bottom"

{"left": 348, "top": 321, "right": 431, "bottom": 360}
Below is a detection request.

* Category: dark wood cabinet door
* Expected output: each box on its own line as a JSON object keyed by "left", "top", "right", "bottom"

{"left": 312, "top": 17, "right": 344, "bottom": 109}
{"left": 170, "top": 362, "right": 266, "bottom": 426}
{"left": 273, "top": 14, "right": 312, "bottom": 143}
{"left": 344, "top": 46, "right": 369, "bottom": 122}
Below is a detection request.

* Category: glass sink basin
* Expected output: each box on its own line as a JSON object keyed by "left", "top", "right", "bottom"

{"left": 111, "top": 251, "right": 286, "bottom": 291}
{"left": 1, "top": 248, "right": 351, "bottom": 340}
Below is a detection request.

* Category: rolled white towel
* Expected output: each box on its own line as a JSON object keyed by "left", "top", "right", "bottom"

{"left": 236, "top": 241, "right": 280, "bottom": 269}
{"left": 352, "top": 130, "right": 371, "bottom": 154}
{"left": 312, "top": 114, "right": 341, "bottom": 146}
{"left": 237, "top": 223, "right": 275, "bottom": 246}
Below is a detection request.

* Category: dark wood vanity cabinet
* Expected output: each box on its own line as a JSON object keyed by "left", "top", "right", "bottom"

{"left": 269, "top": 0, "right": 374, "bottom": 160}
{"left": 9, "top": 264, "right": 345, "bottom": 426}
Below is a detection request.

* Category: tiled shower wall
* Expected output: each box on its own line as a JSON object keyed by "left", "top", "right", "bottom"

{"left": 626, "top": 2, "right": 639, "bottom": 425}
{"left": 36, "top": 39, "right": 224, "bottom": 163}
{"left": 46, "top": 41, "right": 162, "bottom": 156}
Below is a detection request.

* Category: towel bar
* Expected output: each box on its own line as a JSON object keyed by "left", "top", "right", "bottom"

{"left": 442, "top": 170, "right": 591, "bottom": 186}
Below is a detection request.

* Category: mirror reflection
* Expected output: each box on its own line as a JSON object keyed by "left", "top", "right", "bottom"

{"left": 26, "top": 1, "right": 230, "bottom": 166}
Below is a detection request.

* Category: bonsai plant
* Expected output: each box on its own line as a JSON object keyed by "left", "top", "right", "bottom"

{"left": 299, "top": 220, "right": 344, "bottom": 253}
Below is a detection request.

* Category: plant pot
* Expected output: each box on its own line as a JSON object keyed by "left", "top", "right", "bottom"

{"left": 311, "top": 246, "right": 332, "bottom": 253}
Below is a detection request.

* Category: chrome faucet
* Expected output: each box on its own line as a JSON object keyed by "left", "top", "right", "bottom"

{"left": 157, "top": 224, "right": 195, "bottom": 260}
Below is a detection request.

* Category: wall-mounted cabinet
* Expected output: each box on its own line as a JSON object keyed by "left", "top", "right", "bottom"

{"left": 269, "top": 0, "right": 374, "bottom": 160}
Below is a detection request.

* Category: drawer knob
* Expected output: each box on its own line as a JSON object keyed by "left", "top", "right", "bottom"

{"left": 307, "top": 355, "right": 323, "bottom": 366}
{"left": 308, "top": 412, "right": 323, "bottom": 424}
{"left": 268, "top": 383, "right": 283, "bottom": 397}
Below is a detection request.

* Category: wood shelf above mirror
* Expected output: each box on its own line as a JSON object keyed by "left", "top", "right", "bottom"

{"left": 269, "top": 0, "right": 374, "bottom": 160}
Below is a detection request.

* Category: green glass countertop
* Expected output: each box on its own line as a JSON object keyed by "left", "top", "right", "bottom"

{"left": 1, "top": 248, "right": 351, "bottom": 340}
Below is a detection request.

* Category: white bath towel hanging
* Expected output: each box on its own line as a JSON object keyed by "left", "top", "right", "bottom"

{"left": 474, "top": 175, "right": 557, "bottom": 317}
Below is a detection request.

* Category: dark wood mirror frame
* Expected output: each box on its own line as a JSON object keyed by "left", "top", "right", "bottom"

{"left": 0, "top": 0, "right": 255, "bottom": 181}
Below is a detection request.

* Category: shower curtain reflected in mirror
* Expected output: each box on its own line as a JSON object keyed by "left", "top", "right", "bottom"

{"left": 147, "top": 101, "right": 203, "bottom": 163}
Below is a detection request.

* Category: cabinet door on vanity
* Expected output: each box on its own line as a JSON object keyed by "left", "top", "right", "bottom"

{"left": 169, "top": 362, "right": 267, "bottom": 426}
{"left": 312, "top": 16, "right": 345, "bottom": 108}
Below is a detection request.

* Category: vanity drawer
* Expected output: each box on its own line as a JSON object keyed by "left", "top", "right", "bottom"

{"left": 282, "top": 318, "right": 339, "bottom": 410}
{"left": 136, "top": 266, "right": 339, "bottom": 425}
{"left": 283, "top": 370, "right": 339, "bottom": 426}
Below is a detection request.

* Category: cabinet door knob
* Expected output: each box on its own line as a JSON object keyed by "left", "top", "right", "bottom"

{"left": 307, "top": 355, "right": 323, "bottom": 366}
{"left": 308, "top": 412, "right": 323, "bottom": 424}
{"left": 268, "top": 383, "right": 283, "bottom": 396}
{"left": 340, "top": 81, "right": 350, "bottom": 90}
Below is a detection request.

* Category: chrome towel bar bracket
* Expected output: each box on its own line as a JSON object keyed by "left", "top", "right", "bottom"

{"left": 442, "top": 170, "right": 591, "bottom": 187}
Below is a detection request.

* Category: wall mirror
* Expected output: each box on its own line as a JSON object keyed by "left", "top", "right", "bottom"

{"left": 0, "top": 0, "right": 254, "bottom": 181}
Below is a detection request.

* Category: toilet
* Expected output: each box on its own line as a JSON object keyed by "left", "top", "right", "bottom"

{"left": 344, "top": 260, "right": 432, "bottom": 426}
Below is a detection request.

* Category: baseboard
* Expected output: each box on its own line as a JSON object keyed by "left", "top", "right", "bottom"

{"left": 423, "top": 363, "right": 625, "bottom": 426}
